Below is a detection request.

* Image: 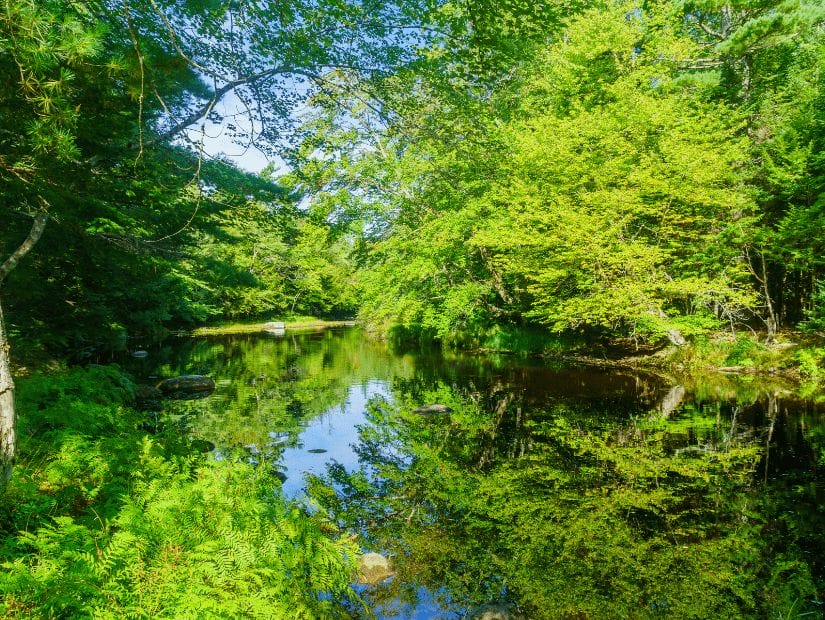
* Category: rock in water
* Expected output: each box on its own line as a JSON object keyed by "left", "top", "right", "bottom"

{"left": 412, "top": 403, "right": 452, "bottom": 415}
{"left": 357, "top": 552, "right": 393, "bottom": 585}
{"left": 265, "top": 321, "right": 286, "bottom": 329}
{"left": 156, "top": 375, "right": 215, "bottom": 394}
{"left": 469, "top": 605, "right": 525, "bottom": 620}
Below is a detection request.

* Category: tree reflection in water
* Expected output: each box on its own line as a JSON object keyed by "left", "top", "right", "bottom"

{"left": 310, "top": 376, "right": 824, "bottom": 619}
{"left": 128, "top": 329, "right": 824, "bottom": 618}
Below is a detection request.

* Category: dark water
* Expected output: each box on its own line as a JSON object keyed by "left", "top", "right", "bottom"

{"left": 126, "top": 327, "right": 825, "bottom": 619}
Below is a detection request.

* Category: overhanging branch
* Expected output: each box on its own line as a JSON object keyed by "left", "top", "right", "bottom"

{"left": 0, "top": 207, "right": 49, "bottom": 284}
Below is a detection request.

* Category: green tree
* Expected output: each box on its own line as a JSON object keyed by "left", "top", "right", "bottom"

{"left": 0, "top": 0, "right": 104, "bottom": 483}
{"left": 297, "top": 3, "right": 760, "bottom": 343}
{"left": 0, "top": 0, "right": 444, "bottom": 483}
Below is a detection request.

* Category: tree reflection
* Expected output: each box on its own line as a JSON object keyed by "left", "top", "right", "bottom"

{"left": 311, "top": 382, "right": 823, "bottom": 619}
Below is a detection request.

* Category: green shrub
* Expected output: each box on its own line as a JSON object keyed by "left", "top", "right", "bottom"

{"left": 724, "top": 334, "right": 761, "bottom": 367}
{"left": 796, "top": 347, "right": 825, "bottom": 379}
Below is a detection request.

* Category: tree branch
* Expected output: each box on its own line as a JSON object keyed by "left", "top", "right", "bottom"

{"left": 0, "top": 207, "right": 49, "bottom": 284}
{"left": 149, "top": 66, "right": 321, "bottom": 144}
{"left": 697, "top": 20, "right": 727, "bottom": 41}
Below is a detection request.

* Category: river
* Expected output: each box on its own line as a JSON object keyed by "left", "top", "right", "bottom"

{"left": 126, "top": 327, "right": 825, "bottom": 619}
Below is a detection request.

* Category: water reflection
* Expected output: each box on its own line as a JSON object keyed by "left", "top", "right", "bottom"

{"left": 125, "top": 328, "right": 825, "bottom": 618}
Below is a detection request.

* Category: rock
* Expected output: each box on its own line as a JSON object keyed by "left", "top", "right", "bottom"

{"left": 412, "top": 403, "right": 452, "bottom": 415}
{"left": 131, "top": 350, "right": 149, "bottom": 358}
{"left": 667, "top": 328, "right": 686, "bottom": 347}
{"left": 265, "top": 321, "right": 286, "bottom": 329}
{"left": 357, "top": 552, "right": 393, "bottom": 585}
{"left": 469, "top": 604, "right": 525, "bottom": 620}
{"left": 156, "top": 375, "right": 215, "bottom": 395}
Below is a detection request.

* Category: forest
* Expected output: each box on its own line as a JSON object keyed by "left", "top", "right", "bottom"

{"left": 1, "top": 0, "right": 824, "bottom": 617}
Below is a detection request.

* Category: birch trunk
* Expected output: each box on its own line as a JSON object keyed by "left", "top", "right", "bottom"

{"left": 0, "top": 297, "right": 15, "bottom": 484}
{"left": 0, "top": 210, "right": 48, "bottom": 486}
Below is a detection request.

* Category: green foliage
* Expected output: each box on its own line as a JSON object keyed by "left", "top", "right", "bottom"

{"left": 795, "top": 347, "right": 825, "bottom": 379}
{"left": 724, "top": 334, "right": 763, "bottom": 366}
{"left": 294, "top": 1, "right": 768, "bottom": 345}
{"left": 310, "top": 383, "right": 822, "bottom": 618}
{"left": 280, "top": 0, "right": 825, "bottom": 349}
{"left": 0, "top": 366, "right": 361, "bottom": 618}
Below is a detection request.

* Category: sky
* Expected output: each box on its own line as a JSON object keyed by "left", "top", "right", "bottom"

{"left": 185, "top": 90, "right": 285, "bottom": 174}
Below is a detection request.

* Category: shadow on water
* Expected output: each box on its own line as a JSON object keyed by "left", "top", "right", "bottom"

{"left": 124, "top": 328, "right": 825, "bottom": 619}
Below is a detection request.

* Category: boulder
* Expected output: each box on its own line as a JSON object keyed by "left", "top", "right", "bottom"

{"left": 357, "top": 552, "right": 394, "bottom": 585}
{"left": 265, "top": 321, "right": 286, "bottom": 329}
{"left": 412, "top": 403, "right": 452, "bottom": 415}
{"left": 469, "top": 604, "right": 525, "bottom": 620}
{"left": 156, "top": 375, "right": 215, "bottom": 396}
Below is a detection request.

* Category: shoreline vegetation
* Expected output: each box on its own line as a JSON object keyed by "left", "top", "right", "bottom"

{"left": 387, "top": 323, "right": 825, "bottom": 392}
{"left": 184, "top": 318, "right": 824, "bottom": 393}
{"left": 189, "top": 317, "right": 357, "bottom": 336}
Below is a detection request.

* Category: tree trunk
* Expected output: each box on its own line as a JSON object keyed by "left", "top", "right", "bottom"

{"left": 760, "top": 251, "right": 777, "bottom": 341}
{"left": 0, "top": 297, "right": 15, "bottom": 484}
{"left": 0, "top": 210, "right": 49, "bottom": 486}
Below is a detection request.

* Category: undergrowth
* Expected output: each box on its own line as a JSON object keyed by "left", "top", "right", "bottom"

{"left": 0, "top": 366, "right": 361, "bottom": 618}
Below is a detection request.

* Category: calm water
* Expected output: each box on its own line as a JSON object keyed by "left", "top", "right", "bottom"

{"left": 126, "top": 327, "right": 825, "bottom": 619}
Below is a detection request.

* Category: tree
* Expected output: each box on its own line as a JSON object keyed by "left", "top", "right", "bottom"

{"left": 673, "top": 1, "right": 825, "bottom": 336}
{"left": 0, "top": 0, "right": 445, "bottom": 483}
{"left": 0, "top": 0, "right": 105, "bottom": 483}
{"left": 476, "top": 6, "right": 758, "bottom": 339}
{"left": 295, "top": 2, "right": 762, "bottom": 343}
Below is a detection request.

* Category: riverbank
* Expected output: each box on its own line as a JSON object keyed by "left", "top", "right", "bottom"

{"left": 429, "top": 323, "right": 825, "bottom": 390}
{"left": 190, "top": 317, "right": 356, "bottom": 336}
